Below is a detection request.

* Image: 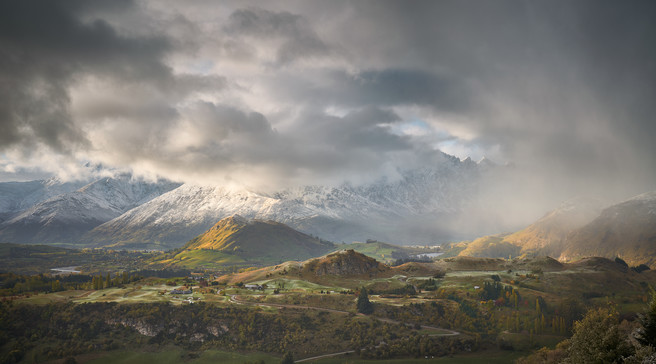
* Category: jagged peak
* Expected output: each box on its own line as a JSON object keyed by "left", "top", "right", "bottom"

{"left": 477, "top": 156, "right": 496, "bottom": 166}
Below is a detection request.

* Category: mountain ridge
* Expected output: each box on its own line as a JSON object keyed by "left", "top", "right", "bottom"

{"left": 457, "top": 192, "right": 656, "bottom": 267}
{"left": 0, "top": 176, "right": 180, "bottom": 245}
{"left": 84, "top": 156, "right": 488, "bottom": 250}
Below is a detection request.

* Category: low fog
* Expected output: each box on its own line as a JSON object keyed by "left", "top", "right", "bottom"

{"left": 0, "top": 0, "right": 654, "bottom": 239}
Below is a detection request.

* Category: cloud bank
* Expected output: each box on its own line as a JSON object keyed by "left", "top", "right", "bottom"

{"left": 1, "top": 0, "right": 655, "bottom": 226}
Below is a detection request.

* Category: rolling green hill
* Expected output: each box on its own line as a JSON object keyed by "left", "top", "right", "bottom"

{"left": 337, "top": 240, "right": 443, "bottom": 263}
{"left": 151, "top": 215, "right": 335, "bottom": 269}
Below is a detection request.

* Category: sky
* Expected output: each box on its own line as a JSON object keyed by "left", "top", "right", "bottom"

{"left": 0, "top": 0, "right": 655, "bottom": 211}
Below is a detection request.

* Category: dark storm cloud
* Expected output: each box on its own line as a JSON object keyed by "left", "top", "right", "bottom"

{"left": 1, "top": 0, "right": 654, "bottom": 218}
{"left": 0, "top": 0, "right": 171, "bottom": 155}
{"left": 320, "top": 0, "right": 656, "bottom": 198}
{"left": 272, "top": 69, "right": 469, "bottom": 111}
{"left": 468, "top": 0, "right": 656, "bottom": 197}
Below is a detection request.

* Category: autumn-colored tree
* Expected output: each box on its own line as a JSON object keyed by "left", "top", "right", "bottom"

{"left": 566, "top": 306, "right": 633, "bottom": 363}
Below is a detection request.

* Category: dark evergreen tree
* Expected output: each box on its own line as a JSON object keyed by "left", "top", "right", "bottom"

{"left": 636, "top": 288, "right": 656, "bottom": 347}
{"left": 357, "top": 287, "right": 374, "bottom": 314}
{"left": 281, "top": 351, "right": 294, "bottom": 364}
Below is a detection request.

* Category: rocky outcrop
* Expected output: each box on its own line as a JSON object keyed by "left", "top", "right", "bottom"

{"left": 304, "top": 249, "right": 388, "bottom": 276}
{"left": 107, "top": 318, "right": 163, "bottom": 337}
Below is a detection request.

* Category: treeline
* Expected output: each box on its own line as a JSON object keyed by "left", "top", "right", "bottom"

{"left": 90, "top": 272, "right": 142, "bottom": 290}
{"left": 0, "top": 271, "right": 145, "bottom": 296}
{"left": 0, "top": 269, "right": 198, "bottom": 296}
{"left": 0, "top": 272, "right": 95, "bottom": 296}
{"left": 0, "top": 301, "right": 474, "bottom": 363}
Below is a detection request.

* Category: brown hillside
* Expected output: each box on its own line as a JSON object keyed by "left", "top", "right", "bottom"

{"left": 301, "top": 249, "right": 389, "bottom": 276}
{"left": 456, "top": 197, "right": 603, "bottom": 260}
{"left": 216, "top": 249, "right": 391, "bottom": 285}
{"left": 504, "top": 197, "right": 603, "bottom": 256}
{"left": 458, "top": 234, "right": 520, "bottom": 259}
{"left": 560, "top": 192, "right": 656, "bottom": 267}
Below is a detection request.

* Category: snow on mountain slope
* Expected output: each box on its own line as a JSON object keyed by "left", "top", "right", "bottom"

{"left": 85, "top": 155, "right": 483, "bottom": 250}
{"left": 83, "top": 184, "right": 279, "bottom": 249}
{"left": 0, "top": 178, "right": 87, "bottom": 222}
{"left": 0, "top": 176, "right": 180, "bottom": 245}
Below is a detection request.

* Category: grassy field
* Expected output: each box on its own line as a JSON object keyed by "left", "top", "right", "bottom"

{"left": 341, "top": 242, "right": 401, "bottom": 263}
{"left": 341, "top": 242, "right": 444, "bottom": 264}
{"left": 155, "top": 249, "right": 246, "bottom": 269}
{"left": 256, "top": 277, "right": 342, "bottom": 292}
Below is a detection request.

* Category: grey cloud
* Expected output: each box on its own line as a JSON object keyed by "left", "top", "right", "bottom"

{"left": 341, "top": 69, "right": 468, "bottom": 111}
{"left": 323, "top": 0, "right": 656, "bottom": 199}
{"left": 96, "top": 102, "right": 424, "bottom": 189}
{"left": 1, "top": 0, "right": 655, "bottom": 230}
{"left": 271, "top": 69, "right": 469, "bottom": 112}
{"left": 293, "top": 107, "right": 410, "bottom": 153}
{"left": 0, "top": 0, "right": 171, "bottom": 156}
{"left": 225, "top": 7, "right": 335, "bottom": 65}
{"left": 183, "top": 102, "right": 274, "bottom": 142}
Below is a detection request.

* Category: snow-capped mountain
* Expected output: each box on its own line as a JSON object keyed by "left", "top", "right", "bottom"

{"left": 0, "top": 176, "right": 180, "bottom": 245}
{"left": 84, "top": 154, "right": 486, "bottom": 249}
{"left": 0, "top": 178, "right": 87, "bottom": 222}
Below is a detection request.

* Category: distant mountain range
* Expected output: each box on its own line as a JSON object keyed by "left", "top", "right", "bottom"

{"left": 0, "top": 175, "right": 180, "bottom": 245}
{"left": 0, "top": 178, "right": 87, "bottom": 222}
{"left": 1, "top": 154, "right": 655, "bottom": 269}
{"left": 0, "top": 152, "right": 491, "bottom": 249}
{"left": 86, "top": 153, "right": 487, "bottom": 249}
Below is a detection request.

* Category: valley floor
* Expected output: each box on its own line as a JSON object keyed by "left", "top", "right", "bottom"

{"left": 3, "top": 255, "right": 655, "bottom": 363}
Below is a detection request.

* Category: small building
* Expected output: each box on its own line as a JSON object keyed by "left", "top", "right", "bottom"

{"left": 190, "top": 272, "right": 205, "bottom": 280}
{"left": 244, "top": 284, "right": 262, "bottom": 290}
